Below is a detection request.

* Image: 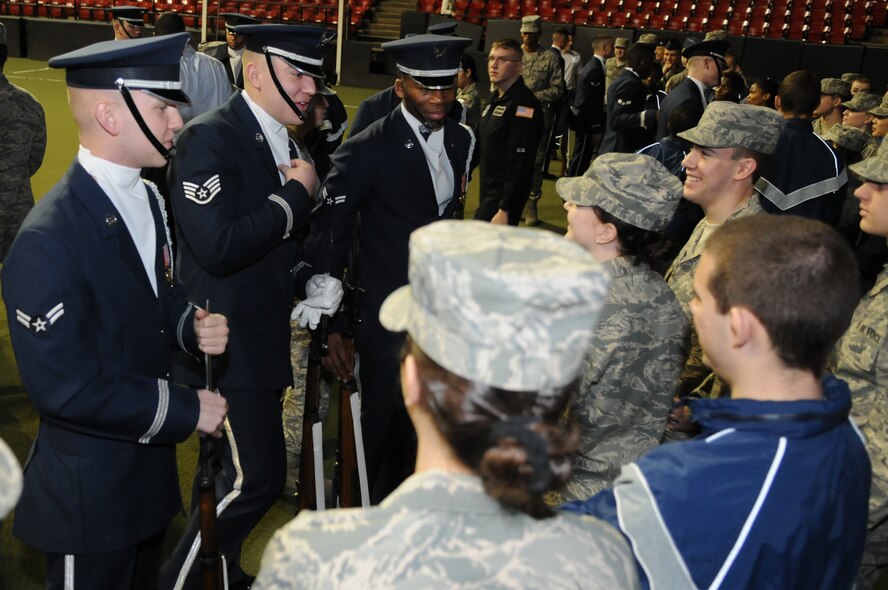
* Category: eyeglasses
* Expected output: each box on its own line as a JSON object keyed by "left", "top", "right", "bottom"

{"left": 487, "top": 56, "right": 520, "bottom": 65}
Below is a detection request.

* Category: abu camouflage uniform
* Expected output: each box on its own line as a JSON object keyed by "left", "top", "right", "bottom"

{"left": 555, "top": 153, "right": 688, "bottom": 498}
{"left": 665, "top": 196, "right": 763, "bottom": 396}
{"left": 565, "top": 256, "right": 688, "bottom": 499}
{"left": 667, "top": 101, "right": 784, "bottom": 397}
{"left": 833, "top": 268, "right": 888, "bottom": 588}
{"left": 834, "top": 146, "right": 888, "bottom": 588}
{"left": 604, "top": 55, "right": 626, "bottom": 98}
{"left": 0, "top": 72, "right": 46, "bottom": 261}
{"left": 254, "top": 471, "right": 640, "bottom": 590}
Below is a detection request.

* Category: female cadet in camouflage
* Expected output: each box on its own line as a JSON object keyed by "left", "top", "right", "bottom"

{"left": 556, "top": 153, "right": 689, "bottom": 500}
{"left": 832, "top": 143, "right": 888, "bottom": 588}
{"left": 253, "top": 220, "right": 641, "bottom": 590}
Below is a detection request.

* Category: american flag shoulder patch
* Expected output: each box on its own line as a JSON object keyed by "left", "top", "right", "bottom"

{"left": 515, "top": 106, "right": 535, "bottom": 119}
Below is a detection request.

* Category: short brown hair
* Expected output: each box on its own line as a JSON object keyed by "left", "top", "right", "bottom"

{"left": 704, "top": 215, "right": 858, "bottom": 375}
{"left": 491, "top": 38, "right": 522, "bottom": 60}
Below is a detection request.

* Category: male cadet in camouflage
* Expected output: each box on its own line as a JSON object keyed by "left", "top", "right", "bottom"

{"left": 0, "top": 22, "right": 46, "bottom": 261}
{"left": 843, "top": 91, "right": 883, "bottom": 159}
{"left": 254, "top": 220, "right": 641, "bottom": 590}
{"left": 556, "top": 153, "right": 689, "bottom": 500}
{"left": 604, "top": 36, "right": 629, "bottom": 98}
{"left": 565, "top": 215, "right": 869, "bottom": 590}
{"left": 520, "top": 15, "right": 565, "bottom": 224}
{"left": 831, "top": 143, "right": 888, "bottom": 589}
{"left": 665, "top": 101, "right": 784, "bottom": 401}
{"left": 813, "top": 77, "right": 852, "bottom": 139}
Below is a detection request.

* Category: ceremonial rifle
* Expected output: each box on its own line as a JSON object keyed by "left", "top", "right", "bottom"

{"left": 199, "top": 301, "right": 224, "bottom": 590}
{"left": 333, "top": 228, "right": 370, "bottom": 508}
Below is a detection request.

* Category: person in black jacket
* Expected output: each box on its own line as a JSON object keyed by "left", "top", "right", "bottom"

{"left": 599, "top": 43, "right": 657, "bottom": 156}
{"left": 568, "top": 35, "right": 613, "bottom": 176}
{"left": 476, "top": 38, "right": 544, "bottom": 225}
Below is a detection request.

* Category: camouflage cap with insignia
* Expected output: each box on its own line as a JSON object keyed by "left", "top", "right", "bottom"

{"left": 841, "top": 72, "right": 859, "bottom": 83}
{"left": 637, "top": 33, "right": 659, "bottom": 45}
{"left": 870, "top": 94, "right": 888, "bottom": 117}
{"left": 380, "top": 220, "right": 610, "bottom": 391}
{"left": 821, "top": 77, "right": 852, "bottom": 100}
{"left": 556, "top": 153, "right": 683, "bottom": 232}
{"left": 827, "top": 124, "right": 870, "bottom": 154}
{"left": 614, "top": 37, "right": 629, "bottom": 48}
{"left": 704, "top": 29, "right": 728, "bottom": 41}
{"left": 849, "top": 141, "right": 888, "bottom": 184}
{"left": 678, "top": 101, "right": 785, "bottom": 154}
{"left": 844, "top": 92, "right": 881, "bottom": 112}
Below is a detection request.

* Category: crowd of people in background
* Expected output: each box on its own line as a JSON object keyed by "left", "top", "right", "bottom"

{"left": 2, "top": 10, "right": 888, "bottom": 590}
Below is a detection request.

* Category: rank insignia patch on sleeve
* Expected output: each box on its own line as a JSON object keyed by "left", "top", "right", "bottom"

{"left": 182, "top": 174, "right": 222, "bottom": 205}
{"left": 16, "top": 303, "right": 65, "bottom": 336}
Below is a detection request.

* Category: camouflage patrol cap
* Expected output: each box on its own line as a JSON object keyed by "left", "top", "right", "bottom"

{"left": 849, "top": 142, "right": 888, "bottom": 184}
{"left": 556, "top": 153, "right": 683, "bottom": 232}
{"left": 380, "top": 221, "right": 609, "bottom": 391}
{"left": 827, "top": 124, "right": 870, "bottom": 154}
{"left": 704, "top": 29, "right": 728, "bottom": 41}
{"left": 844, "top": 92, "right": 881, "bottom": 112}
{"left": 678, "top": 101, "right": 785, "bottom": 154}
{"left": 841, "top": 72, "right": 859, "bottom": 83}
{"left": 614, "top": 37, "right": 630, "bottom": 48}
{"left": 869, "top": 94, "right": 888, "bottom": 117}
{"left": 637, "top": 33, "right": 659, "bottom": 45}
{"left": 821, "top": 77, "right": 852, "bottom": 100}
{"left": 520, "top": 15, "right": 541, "bottom": 33}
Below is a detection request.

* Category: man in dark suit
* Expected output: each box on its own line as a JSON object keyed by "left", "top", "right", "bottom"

{"left": 349, "top": 21, "right": 464, "bottom": 138}
{"left": 476, "top": 38, "right": 543, "bottom": 225}
{"left": 162, "top": 24, "right": 336, "bottom": 589}
{"left": 599, "top": 42, "right": 658, "bottom": 156}
{"left": 655, "top": 39, "right": 728, "bottom": 141}
{"left": 568, "top": 35, "right": 613, "bottom": 176}
{"left": 308, "top": 34, "right": 475, "bottom": 504}
{"left": 2, "top": 34, "right": 228, "bottom": 590}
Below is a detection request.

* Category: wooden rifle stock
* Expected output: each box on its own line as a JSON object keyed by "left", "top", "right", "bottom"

{"left": 333, "top": 230, "right": 368, "bottom": 508}
{"left": 199, "top": 300, "right": 223, "bottom": 590}
{"left": 297, "top": 318, "right": 326, "bottom": 512}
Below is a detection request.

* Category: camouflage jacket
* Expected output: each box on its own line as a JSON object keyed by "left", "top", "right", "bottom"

{"left": 811, "top": 116, "right": 836, "bottom": 140}
{"left": 522, "top": 48, "right": 565, "bottom": 105}
{"left": 604, "top": 56, "right": 626, "bottom": 97}
{"left": 666, "top": 196, "right": 764, "bottom": 396}
{"left": 253, "top": 470, "right": 641, "bottom": 589}
{"left": 0, "top": 74, "right": 46, "bottom": 261}
{"left": 565, "top": 257, "right": 689, "bottom": 501}
{"left": 832, "top": 266, "right": 888, "bottom": 521}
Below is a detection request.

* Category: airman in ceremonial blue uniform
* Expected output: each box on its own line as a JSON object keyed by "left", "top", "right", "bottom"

{"left": 307, "top": 34, "right": 475, "bottom": 504}
{"left": 162, "top": 24, "right": 340, "bottom": 589}
{"left": 1, "top": 34, "right": 229, "bottom": 590}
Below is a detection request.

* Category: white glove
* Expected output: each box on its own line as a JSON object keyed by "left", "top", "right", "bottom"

{"left": 290, "top": 274, "right": 344, "bottom": 330}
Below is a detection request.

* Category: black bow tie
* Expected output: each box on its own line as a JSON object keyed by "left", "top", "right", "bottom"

{"left": 418, "top": 125, "right": 432, "bottom": 141}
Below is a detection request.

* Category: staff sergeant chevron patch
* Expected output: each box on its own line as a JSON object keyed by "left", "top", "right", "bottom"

{"left": 16, "top": 303, "right": 65, "bottom": 337}
{"left": 182, "top": 174, "right": 222, "bottom": 205}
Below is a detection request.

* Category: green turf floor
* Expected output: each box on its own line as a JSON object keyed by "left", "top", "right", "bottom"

{"left": 0, "top": 56, "right": 572, "bottom": 588}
